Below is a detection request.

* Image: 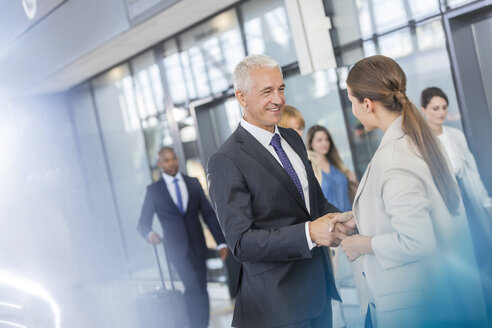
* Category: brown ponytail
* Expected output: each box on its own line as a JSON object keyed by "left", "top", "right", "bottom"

{"left": 347, "top": 55, "right": 460, "bottom": 214}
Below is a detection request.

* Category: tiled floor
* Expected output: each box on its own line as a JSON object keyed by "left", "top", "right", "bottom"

{"left": 208, "top": 283, "right": 364, "bottom": 328}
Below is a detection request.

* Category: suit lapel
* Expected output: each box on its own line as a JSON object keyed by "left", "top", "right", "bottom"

{"left": 156, "top": 178, "right": 182, "bottom": 215}
{"left": 237, "top": 126, "right": 309, "bottom": 215}
{"left": 182, "top": 175, "right": 194, "bottom": 214}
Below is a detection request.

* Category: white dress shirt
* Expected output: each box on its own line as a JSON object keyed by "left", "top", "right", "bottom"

{"left": 162, "top": 172, "right": 188, "bottom": 211}
{"left": 149, "top": 172, "right": 227, "bottom": 251}
{"left": 240, "top": 119, "right": 316, "bottom": 250}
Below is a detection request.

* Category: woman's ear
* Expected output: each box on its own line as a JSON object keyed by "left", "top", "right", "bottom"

{"left": 421, "top": 106, "right": 428, "bottom": 117}
{"left": 363, "top": 98, "right": 374, "bottom": 113}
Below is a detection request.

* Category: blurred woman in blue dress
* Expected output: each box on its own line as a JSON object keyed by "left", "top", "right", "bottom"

{"left": 307, "top": 125, "right": 357, "bottom": 212}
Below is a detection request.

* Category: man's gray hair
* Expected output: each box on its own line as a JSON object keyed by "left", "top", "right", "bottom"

{"left": 233, "top": 54, "right": 282, "bottom": 92}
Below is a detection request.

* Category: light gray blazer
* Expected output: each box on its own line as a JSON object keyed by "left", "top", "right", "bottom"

{"left": 353, "top": 117, "right": 487, "bottom": 327}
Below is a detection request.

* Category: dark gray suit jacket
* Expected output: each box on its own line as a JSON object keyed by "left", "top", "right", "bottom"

{"left": 207, "top": 125, "right": 340, "bottom": 327}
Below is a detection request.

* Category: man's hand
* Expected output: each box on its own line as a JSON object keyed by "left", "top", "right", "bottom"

{"left": 309, "top": 213, "right": 348, "bottom": 247}
{"left": 219, "top": 247, "right": 229, "bottom": 261}
{"left": 148, "top": 232, "right": 162, "bottom": 245}
{"left": 329, "top": 211, "right": 357, "bottom": 236}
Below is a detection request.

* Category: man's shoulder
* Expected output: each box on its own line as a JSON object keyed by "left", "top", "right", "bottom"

{"left": 145, "top": 178, "right": 164, "bottom": 195}
{"left": 148, "top": 178, "right": 164, "bottom": 187}
{"left": 212, "top": 126, "right": 243, "bottom": 157}
{"left": 182, "top": 174, "right": 199, "bottom": 185}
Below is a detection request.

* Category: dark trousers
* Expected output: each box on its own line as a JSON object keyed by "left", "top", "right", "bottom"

{"left": 172, "top": 253, "right": 209, "bottom": 328}
{"left": 280, "top": 300, "right": 333, "bottom": 328}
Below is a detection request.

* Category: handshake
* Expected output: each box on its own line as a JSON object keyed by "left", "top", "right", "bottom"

{"left": 309, "top": 211, "right": 356, "bottom": 248}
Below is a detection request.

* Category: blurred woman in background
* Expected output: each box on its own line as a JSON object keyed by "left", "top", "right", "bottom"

{"left": 307, "top": 125, "right": 358, "bottom": 211}
{"left": 421, "top": 86, "right": 492, "bottom": 318}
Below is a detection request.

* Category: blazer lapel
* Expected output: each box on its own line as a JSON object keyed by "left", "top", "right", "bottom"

{"left": 156, "top": 178, "right": 182, "bottom": 215}
{"left": 354, "top": 117, "right": 404, "bottom": 208}
{"left": 182, "top": 175, "right": 194, "bottom": 214}
{"left": 354, "top": 162, "right": 371, "bottom": 206}
{"left": 236, "top": 126, "right": 309, "bottom": 215}
{"left": 353, "top": 162, "right": 371, "bottom": 227}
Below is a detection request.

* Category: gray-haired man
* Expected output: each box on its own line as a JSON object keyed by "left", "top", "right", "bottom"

{"left": 207, "top": 54, "right": 355, "bottom": 327}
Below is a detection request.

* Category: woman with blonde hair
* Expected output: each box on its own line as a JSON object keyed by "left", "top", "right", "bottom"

{"left": 278, "top": 105, "right": 322, "bottom": 182}
{"left": 332, "top": 55, "right": 486, "bottom": 327}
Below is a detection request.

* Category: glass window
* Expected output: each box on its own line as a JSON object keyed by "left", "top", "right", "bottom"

{"left": 163, "top": 39, "right": 189, "bottom": 104}
{"left": 416, "top": 19, "right": 445, "bottom": 51}
{"left": 331, "top": 0, "right": 441, "bottom": 48}
{"left": 379, "top": 28, "right": 413, "bottom": 59}
{"left": 131, "top": 50, "right": 165, "bottom": 119}
{"left": 178, "top": 9, "right": 243, "bottom": 99}
{"left": 447, "top": 0, "right": 476, "bottom": 8}
{"left": 284, "top": 70, "right": 355, "bottom": 173}
{"left": 91, "top": 64, "right": 160, "bottom": 280}
{"left": 339, "top": 45, "right": 365, "bottom": 67}
{"left": 363, "top": 40, "right": 378, "bottom": 57}
{"left": 241, "top": 0, "right": 297, "bottom": 65}
{"left": 331, "top": 0, "right": 372, "bottom": 46}
{"left": 408, "top": 0, "right": 440, "bottom": 20}
{"left": 357, "top": 0, "right": 376, "bottom": 39}
{"left": 373, "top": 0, "right": 407, "bottom": 33}
{"left": 70, "top": 83, "right": 130, "bottom": 278}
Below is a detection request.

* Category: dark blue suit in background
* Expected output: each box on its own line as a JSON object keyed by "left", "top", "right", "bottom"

{"left": 138, "top": 174, "right": 226, "bottom": 328}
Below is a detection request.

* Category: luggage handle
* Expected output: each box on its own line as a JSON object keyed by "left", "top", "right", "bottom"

{"left": 152, "top": 244, "right": 176, "bottom": 291}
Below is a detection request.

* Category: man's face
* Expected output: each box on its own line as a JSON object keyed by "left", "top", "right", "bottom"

{"left": 235, "top": 67, "right": 285, "bottom": 133}
{"left": 158, "top": 149, "right": 179, "bottom": 176}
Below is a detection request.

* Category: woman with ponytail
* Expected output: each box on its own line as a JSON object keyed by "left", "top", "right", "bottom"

{"left": 331, "top": 55, "right": 487, "bottom": 327}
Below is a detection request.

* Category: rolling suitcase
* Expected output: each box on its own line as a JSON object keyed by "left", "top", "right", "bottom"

{"left": 136, "top": 244, "right": 187, "bottom": 328}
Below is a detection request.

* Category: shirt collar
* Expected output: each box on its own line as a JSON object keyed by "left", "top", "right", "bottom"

{"left": 240, "top": 118, "right": 281, "bottom": 149}
{"left": 162, "top": 171, "right": 183, "bottom": 184}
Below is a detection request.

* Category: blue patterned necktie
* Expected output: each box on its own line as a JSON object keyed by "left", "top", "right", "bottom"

{"left": 173, "top": 178, "right": 184, "bottom": 213}
{"left": 270, "top": 133, "right": 305, "bottom": 201}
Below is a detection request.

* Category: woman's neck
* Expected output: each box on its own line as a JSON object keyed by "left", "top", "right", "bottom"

{"left": 428, "top": 122, "right": 443, "bottom": 135}
{"left": 317, "top": 154, "right": 329, "bottom": 165}
{"left": 379, "top": 111, "right": 401, "bottom": 133}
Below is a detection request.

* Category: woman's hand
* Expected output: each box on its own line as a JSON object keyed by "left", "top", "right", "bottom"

{"left": 329, "top": 211, "right": 357, "bottom": 236}
{"left": 329, "top": 211, "right": 353, "bottom": 229}
{"left": 340, "top": 235, "right": 373, "bottom": 262}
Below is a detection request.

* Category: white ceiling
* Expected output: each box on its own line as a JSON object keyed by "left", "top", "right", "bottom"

{"left": 29, "top": 0, "right": 239, "bottom": 96}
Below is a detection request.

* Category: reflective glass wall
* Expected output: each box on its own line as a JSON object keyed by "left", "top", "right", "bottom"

{"left": 65, "top": 0, "right": 485, "bottom": 282}
{"left": 327, "top": 0, "right": 473, "bottom": 174}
